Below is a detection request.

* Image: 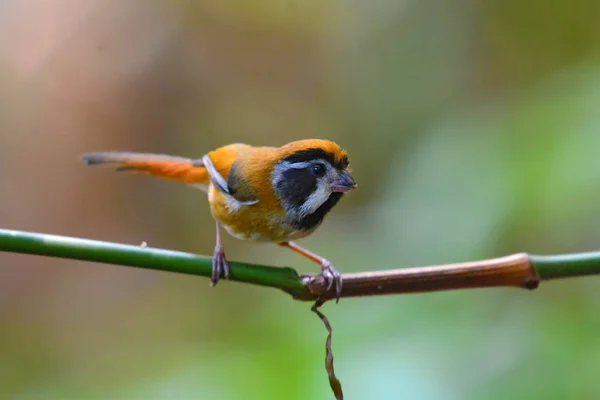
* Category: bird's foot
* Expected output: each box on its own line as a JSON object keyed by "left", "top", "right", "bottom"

{"left": 211, "top": 246, "right": 230, "bottom": 286}
{"left": 320, "top": 261, "right": 343, "bottom": 303}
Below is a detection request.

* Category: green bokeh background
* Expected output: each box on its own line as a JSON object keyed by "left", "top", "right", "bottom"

{"left": 1, "top": 1, "right": 600, "bottom": 398}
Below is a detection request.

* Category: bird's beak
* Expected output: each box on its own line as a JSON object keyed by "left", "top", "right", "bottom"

{"left": 332, "top": 170, "right": 357, "bottom": 193}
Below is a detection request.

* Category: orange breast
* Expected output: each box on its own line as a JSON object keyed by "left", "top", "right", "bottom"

{"left": 208, "top": 187, "right": 314, "bottom": 242}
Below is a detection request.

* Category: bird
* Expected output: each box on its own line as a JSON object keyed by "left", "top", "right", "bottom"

{"left": 80, "top": 139, "right": 356, "bottom": 300}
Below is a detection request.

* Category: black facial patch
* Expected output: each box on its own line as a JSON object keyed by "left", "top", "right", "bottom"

{"left": 283, "top": 148, "right": 348, "bottom": 170}
{"left": 275, "top": 168, "right": 318, "bottom": 210}
{"left": 277, "top": 147, "right": 348, "bottom": 231}
{"left": 293, "top": 192, "right": 343, "bottom": 230}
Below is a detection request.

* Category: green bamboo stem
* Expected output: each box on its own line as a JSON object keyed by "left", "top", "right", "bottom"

{"left": 0, "top": 229, "right": 310, "bottom": 300}
{"left": 530, "top": 252, "right": 600, "bottom": 281}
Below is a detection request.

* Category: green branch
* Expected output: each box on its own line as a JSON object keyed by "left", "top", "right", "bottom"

{"left": 531, "top": 252, "right": 600, "bottom": 280}
{"left": 0, "top": 228, "right": 310, "bottom": 300}
{"left": 2, "top": 228, "right": 600, "bottom": 301}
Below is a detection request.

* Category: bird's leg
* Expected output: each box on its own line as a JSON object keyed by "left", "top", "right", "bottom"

{"left": 211, "top": 221, "right": 229, "bottom": 286}
{"left": 278, "top": 241, "right": 342, "bottom": 302}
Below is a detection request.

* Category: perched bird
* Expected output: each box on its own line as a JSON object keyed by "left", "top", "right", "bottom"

{"left": 81, "top": 139, "right": 356, "bottom": 299}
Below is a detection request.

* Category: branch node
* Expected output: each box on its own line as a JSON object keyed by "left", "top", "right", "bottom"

{"left": 523, "top": 276, "right": 540, "bottom": 290}
{"left": 304, "top": 273, "right": 336, "bottom": 299}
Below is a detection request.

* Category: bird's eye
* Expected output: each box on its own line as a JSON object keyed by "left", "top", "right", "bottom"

{"left": 311, "top": 163, "right": 326, "bottom": 177}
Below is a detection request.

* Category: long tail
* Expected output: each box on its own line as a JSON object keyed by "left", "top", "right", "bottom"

{"left": 80, "top": 152, "right": 209, "bottom": 184}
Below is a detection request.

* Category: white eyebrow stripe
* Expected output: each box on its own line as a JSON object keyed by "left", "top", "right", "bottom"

{"left": 202, "top": 154, "right": 230, "bottom": 195}
{"left": 288, "top": 159, "right": 330, "bottom": 169}
{"left": 289, "top": 161, "right": 311, "bottom": 169}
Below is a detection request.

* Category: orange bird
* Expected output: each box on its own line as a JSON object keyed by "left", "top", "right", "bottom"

{"left": 81, "top": 139, "right": 356, "bottom": 299}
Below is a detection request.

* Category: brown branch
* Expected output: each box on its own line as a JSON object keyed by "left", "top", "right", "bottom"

{"left": 303, "top": 253, "right": 538, "bottom": 301}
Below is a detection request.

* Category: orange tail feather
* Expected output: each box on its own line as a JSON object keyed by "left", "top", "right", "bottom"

{"left": 81, "top": 152, "right": 209, "bottom": 184}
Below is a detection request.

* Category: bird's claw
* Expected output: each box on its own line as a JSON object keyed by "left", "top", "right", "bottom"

{"left": 320, "top": 262, "right": 343, "bottom": 303}
{"left": 211, "top": 247, "right": 229, "bottom": 286}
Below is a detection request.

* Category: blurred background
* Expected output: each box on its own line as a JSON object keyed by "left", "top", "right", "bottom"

{"left": 1, "top": 0, "right": 600, "bottom": 398}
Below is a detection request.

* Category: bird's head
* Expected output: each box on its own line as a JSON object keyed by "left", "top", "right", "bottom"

{"left": 272, "top": 139, "right": 356, "bottom": 228}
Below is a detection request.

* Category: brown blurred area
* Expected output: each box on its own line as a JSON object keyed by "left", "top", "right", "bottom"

{"left": 1, "top": 0, "right": 191, "bottom": 321}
